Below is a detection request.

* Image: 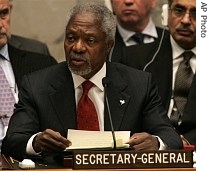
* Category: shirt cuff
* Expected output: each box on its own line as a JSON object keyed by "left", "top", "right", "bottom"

{"left": 154, "top": 136, "right": 167, "bottom": 150}
{"left": 26, "top": 132, "right": 42, "bottom": 155}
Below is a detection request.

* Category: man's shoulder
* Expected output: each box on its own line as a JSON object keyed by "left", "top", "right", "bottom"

{"left": 25, "top": 62, "right": 66, "bottom": 79}
{"left": 155, "top": 26, "right": 170, "bottom": 38}
{"left": 108, "top": 62, "right": 150, "bottom": 76}
{"left": 26, "top": 62, "right": 69, "bottom": 86}
{"left": 9, "top": 34, "right": 50, "bottom": 55}
{"left": 8, "top": 44, "right": 57, "bottom": 63}
{"left": 10, "top": 35, "right": 45, "bottom": 45}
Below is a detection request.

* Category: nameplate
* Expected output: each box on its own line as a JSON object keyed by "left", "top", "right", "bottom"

{"left": 72, "top": 150, "right": 193, "bottom": 169}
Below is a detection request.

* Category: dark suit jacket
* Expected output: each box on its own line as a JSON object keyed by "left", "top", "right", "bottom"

{"left": 8, "top": 44, "right": 57, "bottom": 88}
{"left": 2, "top": 61, "right": 183, "bottom": 160}
{"left": 119, "top": 33, "right": 196, "bottom": 145}
{"left": 9, "top": 34, "right": 51, "bottom": 56}
{"left": 110, "top": 27, "right": 168, "bottom": 64}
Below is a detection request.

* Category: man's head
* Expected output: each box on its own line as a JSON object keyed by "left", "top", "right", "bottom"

{"left": 110, "top": 0, "right": 157, "bottom": 32}
{"left": 168, "top": 0, "right": 196, "bottom": 49}
{"left": 0, "top": 0, "right": 12, "bottom": 48}
{"left": 64, "top": 3, "right": 116, "bottom": 79}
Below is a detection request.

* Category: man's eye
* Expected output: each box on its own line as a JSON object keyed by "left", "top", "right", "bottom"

{"left": 67, "top": 34, "right": 75, "bottom": 42}
{"left": 0, "top": 9, "right": 9, "bottom": 18}
{"left": 87, "top": 38, "right": 95, "bottom": 44}
{"left": 190, "top": 10, "right": 196, "bottom": 18}
{"left": 173, "top": 8, "right": 185, "bottom": 15}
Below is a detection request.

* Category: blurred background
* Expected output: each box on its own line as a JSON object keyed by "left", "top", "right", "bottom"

{"left": 11, "top": 0, "right": 168, "bottom": 62}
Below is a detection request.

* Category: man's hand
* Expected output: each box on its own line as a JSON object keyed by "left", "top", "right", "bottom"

{"left": 127, "top": 132, "right": 159, "bottom": 151}
{"left": 33, "top": 129, "right": 71, "bottom": 154}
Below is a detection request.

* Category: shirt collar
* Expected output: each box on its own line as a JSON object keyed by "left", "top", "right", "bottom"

{"left": 142, "top": 18, "right": 158, "bottom": 38}
{"left": 117, "top": 17, "right": 158, "bottom": 43}
{"left": 170, "top": 36, "right": 196, "bottom": 59}
{"left": 72, "top": 62, "right": 106, "bottom": 91}
{"left": 0, "top": 44, "right": 10, "bottom": 61}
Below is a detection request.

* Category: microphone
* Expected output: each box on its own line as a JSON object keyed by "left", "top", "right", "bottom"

{"left": 102, "top": 77, "right": 117, "bottom": 150}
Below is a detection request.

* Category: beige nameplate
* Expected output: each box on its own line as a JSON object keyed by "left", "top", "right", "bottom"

{"left": 72, "top": 150, "right": 193, "bottom": 169}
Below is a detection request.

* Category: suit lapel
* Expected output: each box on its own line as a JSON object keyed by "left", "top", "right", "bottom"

{"left": 111, "top": 29, "right": 125, "bottom": 62}
{"left": 122, "top": 43, "right": 158, "bottom": 69}
{"left": 47, "top": 62, "right": 130, "bottom": 132}
{"left": 48, "top": 65, "right": 77, "bottom": 133}
{"left": 104, "top": 62, "right": 130, "bottom": 131}
{"left": 8, "top": 45, "right": 26, "bottom": 88}
{"left": 146, "top": 35, "right": 173, "bottom": 109}
{"left": 9, "top": 35, "right": 22, "bottom": 49}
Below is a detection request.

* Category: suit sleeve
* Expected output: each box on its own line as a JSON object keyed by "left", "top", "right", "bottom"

{"left": 140, "top": 73, "right": 183, "bottom": 149}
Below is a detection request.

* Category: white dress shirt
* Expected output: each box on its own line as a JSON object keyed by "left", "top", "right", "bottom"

{"left": 73, "top": 63, "right": 106, "bottom": 131}
{"left": 117, "top": 17, "right": 158, "bottom": 46}
{"left": 108, "top": 17, "right": 159, "bottom": 61}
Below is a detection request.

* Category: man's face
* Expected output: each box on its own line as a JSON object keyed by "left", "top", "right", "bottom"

{"left": 111, "top": 0, "right": 156, "bottom": 31}
{"left": 64, "top": 12, "right": 113, "bottom": 79}
{"left": 168, "top": 0, "right": 196, "bottom": 49}
{"left": 0, "top": 0, "right": 12, "bottom": 48}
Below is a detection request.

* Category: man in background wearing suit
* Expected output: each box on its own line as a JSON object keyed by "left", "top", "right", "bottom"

{"left": 120, "top": 0, "right": 196, "bottom": 146}
{"left": 2, "top": 3, "right": 182, "bottom": 160}
{"left": 9, "top": 34, "right": 51, "bottom": 56}
{"left": 0, "top": 0, "right": 57, "bottom": 149}
{"left": 109, "top": 0, "right": 168, "bottom": 63}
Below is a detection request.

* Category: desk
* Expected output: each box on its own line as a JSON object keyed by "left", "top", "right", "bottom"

{"left": 1, "top": 151, "right": 196, "bottom": 171}
{"left": 11, "top": 168, "right": 196, "bottom": 171}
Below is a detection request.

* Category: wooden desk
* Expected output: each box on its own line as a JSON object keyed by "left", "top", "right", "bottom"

{"left": 1, "top": 151, "right": 196, "bottom": 171}
{"left": 11, "top": 168, "right": 196, "bottom": 171}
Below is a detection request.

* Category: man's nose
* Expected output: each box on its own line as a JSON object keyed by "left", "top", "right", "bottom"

{"left": 72, "top": 39, "right": 86, "bottom": 52}
{"left": 181, "top": 12, "right": 192, "bottom": 24}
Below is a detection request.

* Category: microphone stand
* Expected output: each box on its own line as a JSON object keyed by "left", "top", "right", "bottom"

{"left": 103, "top": 78, "right": 117, "bottom": 150}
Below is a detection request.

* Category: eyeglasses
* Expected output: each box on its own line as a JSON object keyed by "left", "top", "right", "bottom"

{"left": 169, "top": 7, "right": 196, "bottom": 21}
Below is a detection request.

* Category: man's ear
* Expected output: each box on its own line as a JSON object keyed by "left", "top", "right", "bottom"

{"left": 106, "top": 40, "right": 114, "bottom": 54}
{"left": 161, "top": 4, "right": 169, "bottom": 26}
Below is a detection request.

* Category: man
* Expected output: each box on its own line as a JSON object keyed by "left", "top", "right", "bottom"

{"left": 9, "top": 34, "right": 51, "bottom": 56}
{"left": 121, "top": 0, "right": 196, "bottom": 146}
{"left": 2, "top": 3, "right": 182, "bottom": 160}
{"left": 109, "top": 0, "right": 167, "bottom": 63}
{"left": 0, "top": 0, "right": 57, "bottom": 149}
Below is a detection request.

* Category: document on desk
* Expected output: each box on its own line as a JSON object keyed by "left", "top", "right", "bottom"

{"left": 66, "top": 129, "right": 130, "bottom": 150}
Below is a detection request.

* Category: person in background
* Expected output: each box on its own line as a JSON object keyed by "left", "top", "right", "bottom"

{"left": 8, "top": 0, "right": 51, "bottom": 55}
{"left": 9, "top": 34, "right": 51, "bottom": 56}
{"left": 109, "top": 0, "right": 168, "bottom": 64}
{"left": 2, "top": 3, "right": 182, "bottom": 160}
{"left": 0, "top": 0, "right": 57, "bottom": 149}
{"left": 121, "top": 0, "right": 196, "bottom": 146}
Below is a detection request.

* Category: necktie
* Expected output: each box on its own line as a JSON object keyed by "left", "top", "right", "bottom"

{"left": 131, "top": 33, "right": 144, "bottom": 44}
{"left": 0, "top": 66, "right": 15, "bottom": 126}
{"left": 170, "top": 51, "right": 194, "bottom": 127}
{"left": 77, "top": 80, "right": 99, "bottom": 131}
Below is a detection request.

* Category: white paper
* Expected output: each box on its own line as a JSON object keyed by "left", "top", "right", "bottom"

{"left": 66, "top": 129, "right": 130, "bottom": 150}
